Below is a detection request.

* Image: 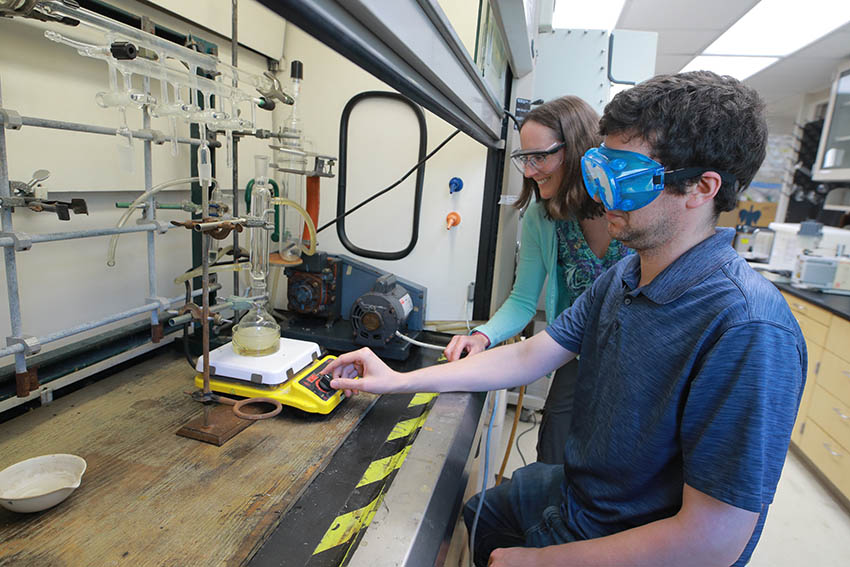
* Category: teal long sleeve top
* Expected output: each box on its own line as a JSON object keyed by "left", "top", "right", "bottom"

{"left": 474, "top": 201, "right": 561, "bottom": 346}
{"left": 474, "top": 200, "right": 630, "bottom": 346}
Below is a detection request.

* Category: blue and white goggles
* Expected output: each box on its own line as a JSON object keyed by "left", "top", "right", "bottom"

{"left": 580, "top": 144, "right": 737, "bottom": 212}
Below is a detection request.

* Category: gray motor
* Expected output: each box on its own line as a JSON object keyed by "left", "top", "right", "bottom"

{"left": 351, "top": 274, "right": 414, "bottom": 346}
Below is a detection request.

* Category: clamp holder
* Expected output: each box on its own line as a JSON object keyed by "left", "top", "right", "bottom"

{"left": 137, "top": 218, "right": 170, "bottom": 234}
{"left": 0, "top": 107, "right": 22, "bottom": 130}
{"left": 146, "top": 296, "right": 171, "bottom": 312}
{"left": 225, "top": 294, "right": 265, "bottom": 311}
{"left": 178, "top": 302, "right": 222, "bottom": 325}
{"left": 139, "top": 128, "right": 167, "bottom": 145}
{"left": 7, "top": 335, "right": 41, "bottom": 356}
{"left": 0, "top": 231, "right": 33, "bottom": 251}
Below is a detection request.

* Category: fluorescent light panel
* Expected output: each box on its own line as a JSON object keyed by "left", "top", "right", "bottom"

{"left": 705, "top": 0, "right": 850, "bottom": 57}
{"left": 679, "top": 56, "right": 779, "bottom": 81}
{"left": 552, "top": 0, "right": 626, "bottom": 31}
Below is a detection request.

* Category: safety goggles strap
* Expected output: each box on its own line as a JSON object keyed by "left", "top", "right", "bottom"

{"left": 654, "top": 167, "right": 738, "bottom": 187}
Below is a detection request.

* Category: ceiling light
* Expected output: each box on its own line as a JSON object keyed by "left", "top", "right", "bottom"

{"left": 704, "top": 0, "right": 850, "bottom": 57}
{"left": 679, "top": 56, "right": 780, "bottom": 81}
{"left": 552, "top": 0, "right": 626, "bottom": 31}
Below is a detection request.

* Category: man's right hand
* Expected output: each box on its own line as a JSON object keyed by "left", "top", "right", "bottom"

{"left": 444, "top": 332, "right": 489, "bottom": 361}
{"left": 326, "top": 347, "right": 402, "bottom": 396}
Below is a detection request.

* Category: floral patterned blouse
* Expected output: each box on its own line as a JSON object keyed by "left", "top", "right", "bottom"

{"left": 555, "top": 218, "right": 632, "bottom": 314}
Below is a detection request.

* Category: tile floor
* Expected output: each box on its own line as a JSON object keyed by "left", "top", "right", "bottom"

{"left": 495, "top": 407, "right": 850, "bottom": 566}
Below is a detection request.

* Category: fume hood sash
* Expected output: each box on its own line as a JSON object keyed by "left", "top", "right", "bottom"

{"left": 259, "top": 0, "right": 505, "bottom": 148}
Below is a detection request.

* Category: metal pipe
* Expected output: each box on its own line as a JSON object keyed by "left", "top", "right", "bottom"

{"left": 0, "top": 284, "right": 220, "bottom": 359}
{"left": 143, "top": 77, "right": 158, "bottom": 327}
{"left": 201, "top": 231, "right": 211, "bottom": 397}
{"left": 0, "top": 223, "right": 169, "bottom": 248}
{"left": 232, "top": 0, "right": 241, "bottom": 297}
{"left": 0, "top": 78, "right": 28, "bottom": 376}
{"left": 16, "top": 115, "right": 207, "bottom": 146}
{"left": 192, "top": 217, "right": 247, "bottom": 232}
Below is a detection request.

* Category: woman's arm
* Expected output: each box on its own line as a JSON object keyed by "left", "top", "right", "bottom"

{"left": 474, "top": 204, "right": 553, "bottom": 346}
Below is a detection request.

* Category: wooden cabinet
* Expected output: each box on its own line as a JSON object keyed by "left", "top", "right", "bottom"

{"left": 781, "top": 290, "right": 850, "bottom": 502}
{"left": 792, "top": 342, "right": 821, "bottom": 445}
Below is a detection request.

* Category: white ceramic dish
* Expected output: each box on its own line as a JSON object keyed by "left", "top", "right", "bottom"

{"left": 0, "top": 454, "right": 87, "bottom": 513}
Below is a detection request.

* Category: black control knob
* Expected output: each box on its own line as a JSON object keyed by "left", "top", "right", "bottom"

{"left": 318, "top": 373, "right": 334, "bottom": 392}
{"left": 110, "top": 41, "right": 138, "bottom": 60}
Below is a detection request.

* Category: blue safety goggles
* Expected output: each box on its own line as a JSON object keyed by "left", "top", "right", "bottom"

{"left": 581, "top": 145, "right": 737, "bottom": 212}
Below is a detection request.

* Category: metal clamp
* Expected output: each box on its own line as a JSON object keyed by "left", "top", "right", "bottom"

{"left": 146, "top": 296, "right": 171, "bottom": 311}
{"left": 7, "top": 335, "right": 41, "bottom": 356}
{"left": 0, "top": 230, "right": 33, "bottom": 251}
{"left": 137, "top": 218, "right": 170, "bottom": 234}
{"left": 153, "top": 219, "right": 170, "bottom": 234}
{"left": 139, "top": 128, "right": 167, "bottom": 144}
{"left": 0, "top": 195, "right": 27, "bottom": 208}
{"left": 0, "top": 107, "right": 23, "bottom": 130}
{"left": 225, "top": 295, "right": 261, "bottom": 311}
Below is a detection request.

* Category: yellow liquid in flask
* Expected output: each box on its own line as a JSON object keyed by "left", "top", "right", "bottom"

{"left": 232, "top": 326, "right": 281, "bottom": 356}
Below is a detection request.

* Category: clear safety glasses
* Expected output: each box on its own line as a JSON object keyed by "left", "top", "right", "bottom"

{"left": 510, "top": 142, "right": 565, "bottom": 174}
{"left": 580, "top": 145, "right": 737, "bottom": 212}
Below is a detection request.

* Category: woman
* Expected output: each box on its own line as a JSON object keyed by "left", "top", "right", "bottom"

{"left": 444, "top": 96, "right": 631, "bottom": 464}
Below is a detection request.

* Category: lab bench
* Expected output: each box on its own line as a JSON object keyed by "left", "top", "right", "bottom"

{"left": 0, "top": 334, "right": 486, "bottom": 567}
{"left": 772, "top": 282, "right": 850, "bottom": 510}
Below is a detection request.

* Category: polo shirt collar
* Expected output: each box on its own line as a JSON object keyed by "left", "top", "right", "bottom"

{"left": 621, "top": 227, "right": 738, "bottom": 304}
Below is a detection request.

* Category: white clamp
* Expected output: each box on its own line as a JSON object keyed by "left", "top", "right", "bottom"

{"left": 146, "top": 296, "right": 171, "bottom": 311}
{"left": 7, "top": 335, "right": 41, "bottom": 356}
{"left": 0, "top": 107, "right": 22, "bottom": 130}
{"left": 0, "top": 231, "right": 33, "bottom": 251}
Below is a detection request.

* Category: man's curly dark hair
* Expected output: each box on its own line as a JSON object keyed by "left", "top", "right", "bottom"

{"left": 599, "top": 71, "right": 768, "bottom": 215}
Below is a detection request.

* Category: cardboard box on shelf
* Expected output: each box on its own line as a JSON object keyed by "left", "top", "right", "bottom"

{"left": 717, "top": 201, "right": 778, "bottom": 228}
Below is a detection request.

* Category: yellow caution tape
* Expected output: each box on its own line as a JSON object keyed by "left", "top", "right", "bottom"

{"left": 311, "top": 392, "right": 439, "bottom": 557}
{"left": 356, "top": 445, "right": 411, "bottom": 487}
{"left": 312, "top": 494, "right": 384, "bottom": 555}
{"left": 408, "top": 392, "right": 437, "bottom": 407}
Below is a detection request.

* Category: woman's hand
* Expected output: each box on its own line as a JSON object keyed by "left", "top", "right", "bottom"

{"left": 325, "top": 347, "right": 402, "bottom": 397}
{"left": 444, "top": 332, "right": 489, "bottom": 361}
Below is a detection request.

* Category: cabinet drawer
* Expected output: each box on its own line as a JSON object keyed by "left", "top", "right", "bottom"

{"left": 792, "top": 343, "right": 822, "bottom": 445}
{"left": 795, "top": 313, "right": 829, "bottom": 347}
{"left": 825, "top": 315, "right": 850, "bottom": 361}
{"left": 818, "top": 349, "right": 850, "bottom": 408}
{"left": 782, "top": 292, "right": 833, "bottom": 327}
{"left": 809, "top": 385, "right": 850, "bottom": 451}
{"left": 800, "top": 420, "right": 850, "bottom": 499}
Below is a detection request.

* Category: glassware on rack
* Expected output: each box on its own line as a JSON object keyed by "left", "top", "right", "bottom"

{"left": 232, "top": 155, "right": 280, "bottom": 356}
{"left": 273, "top": 60, "right": 310, "bottom": 265}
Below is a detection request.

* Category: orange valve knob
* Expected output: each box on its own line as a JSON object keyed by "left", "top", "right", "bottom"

{"left": 446, "top": 211, "right": 461, "bottom": 230}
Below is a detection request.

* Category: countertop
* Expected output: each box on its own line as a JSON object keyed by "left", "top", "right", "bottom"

{"left": 772, "top": 281, "right": 850, "bottom": 321}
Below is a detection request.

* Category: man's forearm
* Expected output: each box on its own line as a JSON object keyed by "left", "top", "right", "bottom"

{"left": 518, "top": 485, "right": 757, "bottom": 567}
{"left": 398, "top": 331, "right": 574, "bottom": 394}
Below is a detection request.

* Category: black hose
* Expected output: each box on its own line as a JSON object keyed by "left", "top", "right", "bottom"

{"left": 334, "top": 91, "right": 428, "bottom": 261}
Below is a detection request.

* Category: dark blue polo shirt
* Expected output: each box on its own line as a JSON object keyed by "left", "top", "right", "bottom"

{"left": 545, "top": 227, "right": 806, "bottom": 566}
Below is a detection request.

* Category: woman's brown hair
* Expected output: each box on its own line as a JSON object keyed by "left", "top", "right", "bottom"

{"left": 514, "top": 96, "right": 604, "bottom": 220}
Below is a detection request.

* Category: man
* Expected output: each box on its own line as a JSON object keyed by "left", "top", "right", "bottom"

{"left": 327, "top": 71, "right": 806, "bottom": 567}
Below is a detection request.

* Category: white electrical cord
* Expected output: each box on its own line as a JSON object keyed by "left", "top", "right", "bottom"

{"left": 470, "top": 390, "right": 499, "bottom": 567}
{"left": 393, "top": 330, "right": 445, "bottom": 351}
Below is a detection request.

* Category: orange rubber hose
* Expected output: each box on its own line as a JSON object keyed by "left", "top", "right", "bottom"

{"left": 302, "top": 176, "right": 320, "bottom": 241}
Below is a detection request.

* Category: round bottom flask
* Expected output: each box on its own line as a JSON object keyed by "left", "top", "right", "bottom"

{"left": 232, "top": 304, "right": 280, "bottom": 356}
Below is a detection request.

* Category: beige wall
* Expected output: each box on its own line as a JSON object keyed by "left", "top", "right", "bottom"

{"left": 279, "top": 17, "right": 490, "bottom": 321}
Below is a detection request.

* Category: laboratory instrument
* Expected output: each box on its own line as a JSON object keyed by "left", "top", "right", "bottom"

{"left": 282, "top": 252, "right": 427, "bottom": 359}
{"left": 195, "top": 156, "right": 346, "bottom": 415}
